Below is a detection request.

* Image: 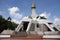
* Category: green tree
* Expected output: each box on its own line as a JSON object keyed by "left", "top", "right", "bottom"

{"left": 0, "top": 16, "right": 18, "bottom": 33}
{"left": 7, "top": 17, "right": 18, "bottom": 30}
{"left": 7, "top": 17, "right": 12, "bottom": 29}
{"left": 11, "top": 22, "right": 18, "bottom": 30}
{"left": 7, "top": 17, "right": 11, "bottom": 21}
{"left": 0, "top": 15, "right": 6, "bottom": 33}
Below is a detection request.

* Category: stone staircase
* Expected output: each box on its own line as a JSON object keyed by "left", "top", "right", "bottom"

{"left": 11, "top": 32, "right": 27, "bottom": 37}
{"left": 11, "top": 32, "right": 42, "bottom": 40}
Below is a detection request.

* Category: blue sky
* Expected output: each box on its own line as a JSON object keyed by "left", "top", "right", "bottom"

{"left": 0, "top": 0, "right": 60, "bottom": 24}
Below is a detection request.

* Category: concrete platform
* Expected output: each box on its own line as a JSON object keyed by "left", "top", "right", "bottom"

{"left": 0, "top": 34, "right": 60, "bottom": 40}
{"left": 43, "top": 35, "right": 60, "bottom": 38}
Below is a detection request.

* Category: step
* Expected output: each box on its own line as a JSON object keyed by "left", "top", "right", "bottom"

{"left": 11, "top": 32, "right": 27, "bottom": 37}
{"left": 43, "top": 35, "right": 60, "bottom": 38}
{"left": 0, "top": 34, "right": 10, "bottom": 38}
{"left": 11, "top": 34, "right": 42, "bottom": 39}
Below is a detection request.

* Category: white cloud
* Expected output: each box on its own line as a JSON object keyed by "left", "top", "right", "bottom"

{"left": 8, "top": 7, "right": 23, "bottom": 24}
{"left": 14, "top": 13, "right": 22, "bottom": 19}
{"left": 54, "top": 17, "right": 60, "bottom": 24}
{"left": 40, "top": 11, "right": 51, "bottom": 18}
{"left": 8, "top": 7, "right": 19, "bottom": 15}
{"left": 12, "top": 19, "right": 20, "bottom": 24}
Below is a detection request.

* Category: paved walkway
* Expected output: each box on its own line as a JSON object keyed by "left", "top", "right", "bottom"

{"left": 0, "top": 34, "right": 60, "bottom": 40}
{"left": 0, "top": 38, "right": 60, "bottom": 40}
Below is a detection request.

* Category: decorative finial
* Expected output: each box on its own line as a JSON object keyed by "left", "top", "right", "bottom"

{"left": 31, "top": 3, "right": 36, "bottom": 8}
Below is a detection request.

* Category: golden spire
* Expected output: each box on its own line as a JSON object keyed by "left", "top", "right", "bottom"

{"left": 31, "top": 3, "right": 36, "bottom": 8}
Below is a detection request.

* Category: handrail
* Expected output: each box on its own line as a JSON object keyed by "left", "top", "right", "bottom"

{"left": 44, "top": 23, "right": 55, "bottom": 31}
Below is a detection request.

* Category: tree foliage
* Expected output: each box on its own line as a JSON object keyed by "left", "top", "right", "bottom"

{"left": 0, "top": 15, "right": 18, "bottom": 33}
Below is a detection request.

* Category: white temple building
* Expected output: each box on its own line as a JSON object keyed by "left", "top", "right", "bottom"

{"left": 15, "top": 3, "right": 60, "bottom": 36}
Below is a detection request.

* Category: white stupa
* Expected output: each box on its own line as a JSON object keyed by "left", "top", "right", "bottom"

{"left": 31, "top": 3, "right": 37, "bottom": 18}
{"left": 15, "top": 3, "right": 60, "bottom": 38}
